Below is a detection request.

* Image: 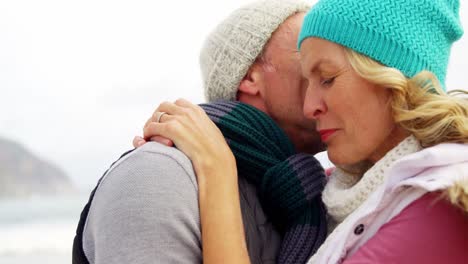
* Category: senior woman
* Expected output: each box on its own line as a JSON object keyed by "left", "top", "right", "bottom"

{"left": 144, "top": 0, "right": 468, "bottom": 263}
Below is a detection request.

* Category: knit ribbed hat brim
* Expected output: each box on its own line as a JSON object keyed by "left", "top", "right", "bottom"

{"left": 200, "top": 0, "right": 311, "bottom": 102}
{"left": 298, "top": 0, "right": 463, "bottom": 87}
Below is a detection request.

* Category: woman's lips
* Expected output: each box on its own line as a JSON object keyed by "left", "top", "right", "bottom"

{"left": 319, "top": 129, "right": 338, "bottom": 142}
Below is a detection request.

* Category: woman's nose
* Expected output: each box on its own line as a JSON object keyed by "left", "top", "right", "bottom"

{"left": 303, "top": 86, "right": 327, "bottom": 120}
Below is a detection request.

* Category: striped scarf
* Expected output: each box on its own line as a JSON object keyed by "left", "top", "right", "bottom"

{"left": 200, "top": 101, "right": 327, "bottom": 264}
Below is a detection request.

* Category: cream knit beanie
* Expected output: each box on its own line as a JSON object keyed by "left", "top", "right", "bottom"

{"left": 200, "top": 0, "right": 311, "bottom": 102}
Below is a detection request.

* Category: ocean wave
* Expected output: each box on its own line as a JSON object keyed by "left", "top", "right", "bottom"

{"left": 0, "top": 216, "right": 77, "bottom": 255}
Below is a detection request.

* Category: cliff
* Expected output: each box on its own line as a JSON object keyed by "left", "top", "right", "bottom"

{"left": 0, "top": 137, "right": 76, "bottom": 198}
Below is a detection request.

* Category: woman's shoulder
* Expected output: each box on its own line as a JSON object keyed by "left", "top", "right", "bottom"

{"left": 389, "top": 141, "right": 468, "bottom": 194}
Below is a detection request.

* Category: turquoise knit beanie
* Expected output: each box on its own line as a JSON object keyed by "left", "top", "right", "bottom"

{"left": 298, "top": 0, "right": 464, "bottom": 88}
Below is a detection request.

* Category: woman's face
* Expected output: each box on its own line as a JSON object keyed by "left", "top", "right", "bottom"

{"left": 300, "top": 37, "right": 404, "bottom": 166}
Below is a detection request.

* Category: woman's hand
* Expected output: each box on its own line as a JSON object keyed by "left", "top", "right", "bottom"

{"left": 141, "top": 99, "right": 250, "bottom": 264}
{"left": 132, "top": 136, "right": 146, "bottom": 148}
{"left": 143, "top": 99, "right": 236, "bottom": 179}
{"left": 132, "top": 135, "right": 173, "bottom": 148}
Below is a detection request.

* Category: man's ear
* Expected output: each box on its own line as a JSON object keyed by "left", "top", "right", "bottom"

{"left": 238, "top": 64, "right": 263, "bottom": 95}
{"left": 237, "top": 63, "right": 268, "bottom": 112}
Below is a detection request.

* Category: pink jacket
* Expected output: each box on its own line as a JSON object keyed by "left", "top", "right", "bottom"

{"left": 308, "top": 143, "right": 468, "bottom": 263}
{"left": 344, "top": 192, "right": 468, "bottom": 263}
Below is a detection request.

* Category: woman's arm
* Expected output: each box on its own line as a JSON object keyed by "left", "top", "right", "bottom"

{"left": 144, "top": 99, "right": 251, "bottom": 264}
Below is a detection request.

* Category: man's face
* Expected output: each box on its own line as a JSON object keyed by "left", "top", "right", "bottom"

{"left": 260, "top": 13, "right": 324, "bottom": 154}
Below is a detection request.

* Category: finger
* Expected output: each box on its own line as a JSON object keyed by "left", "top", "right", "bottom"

{"left": 144, "top": 112, "right": 163, "bottom": 132}
{"left": 174, "top": 98, "right": 193, "bottom": 108}
{"left": 144, "top": 120, "right": 185, "bottom": 147}
{"left": 144, "top": 111, "right": 173, "bottom": 134}
{"left": 156, "top": 101, "right": 187, "bottom": 116}
{"left": 172, "top": 99, "right": 207, "bottom": 128}
{"left": 144, "top": 116, "right": 153, "bottom": 131}
{"left": 132, "top": 136, "right": 146, "bottom": 148}
{"left": 175, "top": 98, "right": 204, "bottom": 114}
{"left": 149, "top": 135, "right": 174, "bottom": 147}
{"left": 144, "top": 122, "right": 161, "bottom": 141}
{"left": 143, "top": 114, "right": 177, "bottom": 139}
{"left": 151, "top": 111, "right": 169, "bottom": 124}
{"left": 146, "top": 102, "right": 180, "bottom": 130}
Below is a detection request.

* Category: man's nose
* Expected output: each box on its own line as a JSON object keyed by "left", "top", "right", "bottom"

{"left": 303, "top": 86, "right": 327, "bottom": 120}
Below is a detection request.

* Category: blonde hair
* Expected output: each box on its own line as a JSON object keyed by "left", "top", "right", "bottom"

{"left": 444, "top": 178, "right": 468, "bottom": 213}
{"left": 343, "top": 48, "right": 468, "bottom": 148}
{"left": 343, "top": 48, "right": 468, "bottom": 210}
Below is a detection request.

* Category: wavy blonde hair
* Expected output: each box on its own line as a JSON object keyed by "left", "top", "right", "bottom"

{"left": 343, "top": 48, "right": 468, "bottom": 211}
{"left": 343, "top": 48, "right": 468, "bottom": 147}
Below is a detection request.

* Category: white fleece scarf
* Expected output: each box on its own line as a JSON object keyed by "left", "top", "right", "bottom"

{"left": 322, "top": 135, "right": 422, "bottom": 224}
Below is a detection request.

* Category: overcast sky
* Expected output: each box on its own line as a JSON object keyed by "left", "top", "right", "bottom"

{"left": 1, "top": 0, "right": 467, "bottom": 191}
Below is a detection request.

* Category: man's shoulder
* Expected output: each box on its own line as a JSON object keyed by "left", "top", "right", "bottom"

{"left": 137, "top": 142, "right": 193, "bottom": 168}
{"left": 82, "top": 143, "right": 202, "bottom": 263}
{"left": 111, "top": 142, "right": 194, "bottom": 176}
{"left": 85, "top": 141, "right": 201, "bottom": 233}
{"left": 99, "top": 142, "right": 198, "bottom": 192}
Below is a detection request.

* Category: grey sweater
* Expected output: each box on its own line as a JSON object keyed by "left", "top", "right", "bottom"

{"left": 82, "top": 142, "right": 281, "bottom": 263}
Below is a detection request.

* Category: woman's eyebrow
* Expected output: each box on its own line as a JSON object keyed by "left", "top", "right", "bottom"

{"left": 309, "top": 58, "right": 336, "bottom": 73}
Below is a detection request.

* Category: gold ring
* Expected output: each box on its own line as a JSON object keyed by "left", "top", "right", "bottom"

{"left": 156, "top": 112, "right": 167, "bottom": 123}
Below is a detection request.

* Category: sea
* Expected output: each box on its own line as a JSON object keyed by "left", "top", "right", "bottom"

{"left": 0, "top": 194, "right": 90, "bottom": 264}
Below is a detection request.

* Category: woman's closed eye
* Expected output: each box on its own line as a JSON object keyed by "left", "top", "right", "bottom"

{"left": 321, "top": 76, "right": 336, "bottom": 86}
